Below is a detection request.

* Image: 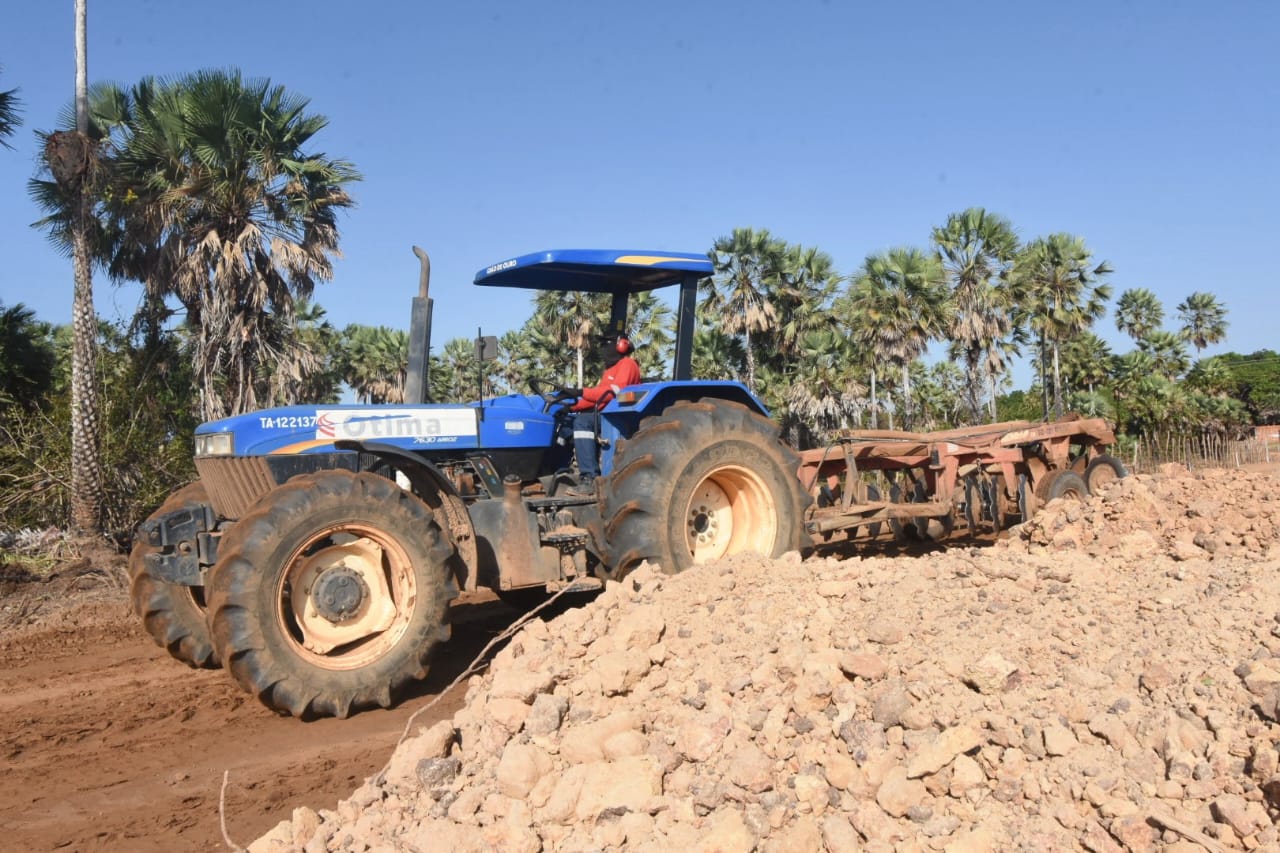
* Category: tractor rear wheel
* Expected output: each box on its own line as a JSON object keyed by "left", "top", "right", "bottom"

{"left": 599, "top": 398, "right": 811, "bottom": 578}
{"left": 207, "top": 470, "right": 457, "bottom": 719}
{"left": 128, "top": 482, "right": 219, "bottom": 669}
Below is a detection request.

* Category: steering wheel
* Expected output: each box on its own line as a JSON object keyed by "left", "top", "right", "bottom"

{"left": 529, "top": 378, "right": 577, "bottom": 413}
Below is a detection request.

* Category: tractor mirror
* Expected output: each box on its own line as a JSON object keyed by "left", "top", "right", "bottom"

{"left": 475, "top": 335, "right": 499, "bottom": 362}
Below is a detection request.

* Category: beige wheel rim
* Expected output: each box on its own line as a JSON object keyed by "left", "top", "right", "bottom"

{"left": 276, "top": 523, "right": 417, "bottom": 670}
{"left": 685, "top": 465, "right": 778, "bottom": 564}
{"left": 1088, "top": 464, "right": 1119, "bottom": 491}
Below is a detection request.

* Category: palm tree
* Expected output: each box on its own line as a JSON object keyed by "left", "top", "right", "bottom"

{"left": 931, "top": 208, "right": 1020, "bottom": 424}
{"left": 626, "top": 290, "right": 674, "bottom": 378}
{"left": 771, "top": 243, "right": 839, "bottom": 362}
{"left": 1138, "top": 329, "right": 1190, "bottom": 380}
{"left": 690, "top": 325, "right": 745, "bottom": 381}
{"left": 1185, "top": 355, "right": 1234, "bottom": 397}
{"left": 784, "top": 328, "right": 867, "bottom": 445}
{"left": 1176, "top": 291, "right": 1228, "bottom": 353}
{"left": 75, "top": 70, "right": 359, "bottom": 421}
{"left": 1060, "top": 331, "right": 1112, "bottom": 396}
{"left": 843, "top": 248, "right": 949, "bottom": 430}
{"left": 1110, "top": 349, "right": 1155, "bottom": 434}
{"left": 434, "top": 337, "right": 479, "bottom": 403}
{"left": 60, "top": 0, "right": 105, "bottom": 533}
{"left": 1016, "top": 234, "right": 1113, "bottom": 419}
{"left": 271, "top": 299, "right": 341, "bottom": 404}
{"left": 341, "top": 325, "right": 407, "bottom": 404}
{"left": 703, "top": 227, "right": 785, "bottom": 392}
{"left": 0, "top": 68, "right": 20, "bottom": 148}
{"left": 532, "top": 289, "right": 610, "bottom": 388}
{"left": 0, "top": 302, "right": 55, "bottom": 406}
{"left": 1113, "top": 288, "right": 1164, "bottom": 342}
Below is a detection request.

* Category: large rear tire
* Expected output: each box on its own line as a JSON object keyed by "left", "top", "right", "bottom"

{"left": 207, "top": 470, "right": 457, "bottom": 718}
{"left": 599, "top": 399, "right": 811, "bottom": 578}
{"left": 129, "top": 482, "right": 219, "bottom": 669}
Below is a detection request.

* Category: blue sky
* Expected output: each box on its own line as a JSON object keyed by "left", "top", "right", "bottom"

{"left": 1, "top": 0, "right": 1277, "bottom": 387}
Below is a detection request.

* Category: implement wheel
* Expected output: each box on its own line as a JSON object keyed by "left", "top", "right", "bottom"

{"left": 1084, "top": 454, "right": 1128, "bottom": 493}
{"left": 1036, "top": 469, "right": 1089, "bottom": 503}
{"left": 128, "top": 482, "right": 219, "bottom": 669}
{"left": 599, "top": 398, "right": 811, "bottom": 578}
{"left": 207, "top": 470, "right": 457, "bottom": 718}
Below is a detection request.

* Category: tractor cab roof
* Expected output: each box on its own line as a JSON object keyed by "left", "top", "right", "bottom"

{"left": 474, "top": 249, "right": 712, "bottom": 294}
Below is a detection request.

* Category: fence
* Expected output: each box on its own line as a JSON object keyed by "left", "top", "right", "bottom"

{"left": 1127, "top": 435, "right": 1276, "bottom": 473}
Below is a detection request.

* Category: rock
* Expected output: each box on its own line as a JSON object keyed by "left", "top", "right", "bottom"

{"left": 871, "top": 683, "right": 913, "bottom": 727}
{"left": 820, "top": 814, "right": 862, "bottom": 850}
{"left": 381, "top": 720, "right": 456, "bottom": 791}
{"left": 866, "top": 617, "right": 906, "bottom": 645}
{"left": 963, "top": 652, "right": 1018, "bottom": 694}
{"left": 875, "top": 766, "right": 927, "bottom": 818}
{"left": 1211, "top": 793, "right": 1266, "bottom": 837}
{"left": 906, "top": 725, "right": 982, "bottom": 779}
{"left": 495, "top": 743, "right": 552, "bottom": 800}
{"left": 1042, "top": 724, "right": 1077, "bottom": 757}
{"left": 840, "top": 652, "right": 888, "bottom": 681}
{"left": 575, "top": 756, "right": 662, "bottom": 820}
{"left": 727, "top": 743, "right": 775, "bottom": 794}
{"left": 694, "top": 808, "right": 755, "bottom": 852}
{"left": 524, "top": 693, "right": 568, "bottom": 737}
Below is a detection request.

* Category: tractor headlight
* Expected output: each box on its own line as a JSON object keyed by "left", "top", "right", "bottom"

{"left": 195, "top": 432, "right": 235, "bottom": 457}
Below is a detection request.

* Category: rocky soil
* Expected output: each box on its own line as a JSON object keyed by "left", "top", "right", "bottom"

{"left": 253, "top": 466, "right": 1280, "bottom": 852}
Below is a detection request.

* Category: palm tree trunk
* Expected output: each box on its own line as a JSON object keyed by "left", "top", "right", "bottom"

{"left": 1039, "top": 332, "right": 1050, "bottom": 421}
{"left": 988, "top": 373, "right": 998, "bottom": 421}
{"left": 69, "top": 0, "right": 103, "bottom": 535}
{"left": 1052, "top": 342, "right": 1063, "bottom": 418}
{"left": 965, "top": 349, "right": 983, "bottom": 425}
{"left": 901, "top": 363, "right": 912, "bottom": 430}
{"left": 744, "top": 328, "right": 756, "bottom": 392}
{"left": 869, "top": 367, "right": 878, "bottom": 429}
{"left": 575, "top": 345, "right": 584, "bottom": 389}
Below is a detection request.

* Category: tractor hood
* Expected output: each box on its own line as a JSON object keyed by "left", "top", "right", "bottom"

{"left": 194, "top": 395, "right": 557, "bottom": 458}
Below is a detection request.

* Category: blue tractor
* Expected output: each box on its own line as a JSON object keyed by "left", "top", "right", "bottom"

{"left": 130, "top": 249, "right": 811, "bottom": 717}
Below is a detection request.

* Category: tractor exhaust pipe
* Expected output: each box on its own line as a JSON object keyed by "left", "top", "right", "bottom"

{"left": 405, "top": 246, "right": 433, "bottom": 404}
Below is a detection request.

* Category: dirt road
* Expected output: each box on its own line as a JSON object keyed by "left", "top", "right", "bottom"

{"left": 0, "top": 578, "right": 520, "bottom": 852}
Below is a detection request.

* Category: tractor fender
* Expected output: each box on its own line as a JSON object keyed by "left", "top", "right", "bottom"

{"left": 333, "top": 440, "right": 479, "bottom": 590}
{"left": 598, "top": 381, "right": 771, "bottom": 477}
{"left": 610, "top": 380, "right": 769, "bottom": 420}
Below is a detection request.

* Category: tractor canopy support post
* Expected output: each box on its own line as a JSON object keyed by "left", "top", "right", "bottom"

{"left": 609, "top": 290, "right": 628, "bottom": 338}
{"left": 672, "top": 273, "right": 698, "bottom": 381}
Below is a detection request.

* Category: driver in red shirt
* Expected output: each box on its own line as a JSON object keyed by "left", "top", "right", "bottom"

{"left": 565, "top": 332, "right": 640, "bottom": 496}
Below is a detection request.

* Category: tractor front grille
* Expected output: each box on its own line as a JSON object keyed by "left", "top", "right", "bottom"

{"left": 195, "top": 456, "right": 276, "bottom": 519}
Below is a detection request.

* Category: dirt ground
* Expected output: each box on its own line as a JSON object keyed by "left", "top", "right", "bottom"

{"left": 0, "top": 572, "right": 522, "bottom": 852}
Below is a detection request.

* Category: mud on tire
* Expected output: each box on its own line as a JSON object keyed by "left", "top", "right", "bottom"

{"left": 128, "top": 482, "right": 219, "bottom": 669}
{"left": 206, "top": 470, "right": 458, "bottom": 719}
{"left": 599, "top": 398, "right": 811, "bottom": 579}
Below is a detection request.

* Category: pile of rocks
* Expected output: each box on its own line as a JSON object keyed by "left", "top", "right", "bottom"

{"left": 253, "top": 468, "right": 1280, "bottom": 852}
{"left": 1010, "top": 466, "right": 1278, "bottom": 563}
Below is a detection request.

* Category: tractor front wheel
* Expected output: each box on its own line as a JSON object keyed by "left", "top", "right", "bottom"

{"left": 207, "top": 470, "right": 457, "bottom": 718}
{"left": 599, "top": 398, "right": 811, "bottom": 578}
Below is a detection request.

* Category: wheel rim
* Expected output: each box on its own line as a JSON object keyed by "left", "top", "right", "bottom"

{"left": 1059, "top": 482, "right": 1086, "bottom": 500}
{"left": 1088, "top": 465, "right": 1119, "bottom": 490}
{"left": 684, "top": 465, "right": 778, "bottom": 564}
{"left": 276, "top": 522, "right": 417, "bottom": 670}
